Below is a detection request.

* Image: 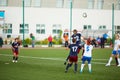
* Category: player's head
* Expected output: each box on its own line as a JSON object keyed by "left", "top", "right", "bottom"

{"left": 73, "top": 29, "right": 77, "bottom": 34}
{"left": 30, "top": 33, "right": 33, "bottom": 37}
{"left": 115, "top": 34, "right": 119, "bottom": 40}
{"left": 72, "top": 38, "right": 76, "bottom": 43}
{"left": 86, "top": 39, "right": 91, "bottom": 45}
{"left": 15, "top": 38, "right": 18, "bottom": 42}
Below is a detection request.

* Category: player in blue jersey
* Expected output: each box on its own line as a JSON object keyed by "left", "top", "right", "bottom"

{"left": 80, "top": 39, "right": 93, "bottom": 73}
{"left": 65, "top": 38, "right": 81, "bottom": 73}
{"left": 12, "top": 38, "right": 20, "bottom": 63}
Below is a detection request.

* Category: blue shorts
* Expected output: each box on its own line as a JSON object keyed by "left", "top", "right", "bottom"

{"left": 82, "top": 56, "right": 92, "bottom": 64}
{"left": 117, "top": 50, "right": 120, "bottom": 55}
{"left": 112, "top": 50, "right": 118, "bottom": 55}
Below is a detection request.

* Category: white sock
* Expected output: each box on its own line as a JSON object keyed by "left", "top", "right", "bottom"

{"left": 80, "top": 64, "right": 85, "bottom": 72}
{"left": 118, "top": 58, "right": 120, "bottom": 65}
{"left": 88, "top": 64, "right": 91, "bottom": 72}
{"left": 108, "top": 57, "right": 112, "bottom": 65}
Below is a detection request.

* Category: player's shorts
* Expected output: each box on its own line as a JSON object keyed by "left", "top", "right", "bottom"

{"left": 112, "top": 50, "right": 118, "bottom": 55}
{"left": 69, "top": 56, "right": 78, "bottom": 62}
{"left": 117, "top": 50, "right": 120, "bottom": 55}
{"left": 12, "top": 49, "right": 19, "bottom": 55}
{"left": 82, "top": 56, "right": 92, "bottom": 64}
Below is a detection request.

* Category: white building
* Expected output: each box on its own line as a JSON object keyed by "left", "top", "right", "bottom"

{"left": 0, "top": 0, "right": 120, "bottom": 40}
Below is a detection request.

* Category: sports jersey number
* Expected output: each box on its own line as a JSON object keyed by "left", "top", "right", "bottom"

{"left": 72, "top": 46, "right": 78, "bottom": 52}
{"left": 86, "top": 46, "right": 89, "bottom": 52}
{"left": 76, "top": 36, "right": 79, "bottom": 41}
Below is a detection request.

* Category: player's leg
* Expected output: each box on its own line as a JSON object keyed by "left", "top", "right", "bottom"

{"left": 65, "top": 62, "right": 72, "bottom": 73}
{"left": 15, "top": 51, "right": 19, "bottom": 62}
{"left": 80, "top": 56, "right": 86, "bottom": 73}
{"left": 116, "top": 53, "right": 120, "bottom": 66}
{"left": 65, "top": 56, "right": 74, "bottom": 72}
{"left": 74, "top": 56, "right": 78, "bottom": 73}
{"left": 106, "top": 51, "right": 115, "bottom": 66}
{"left": 87, "top": 57, "right": 92, "bottom": 73}
{"left": 64, "top": 55, "right": 70, "bottom": 65}
{"left": 115, "top": 56, "right": 118, "bottom": 66}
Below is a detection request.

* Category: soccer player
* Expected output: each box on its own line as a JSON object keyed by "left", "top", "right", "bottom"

{"left": 65, "top": 38, "right": 81, "bottom": 73}
{"left": 72, "top": 29, "right": 81, "bottom": 45}
{"left": 30, "top": 33, "right": 35, "bottom": 48}
{"left": 12, "top": 38, "right": 20, "bottom": 63}
{"left": 105, "top": 34, "right": 120, "bottom": 66}
{"left": 80, "top": 39, "right": 93, "bottom": 73}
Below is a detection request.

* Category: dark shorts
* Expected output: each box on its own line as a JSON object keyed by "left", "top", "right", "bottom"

{"left": 69, "top": 56, "right": 78, "bottom": 62}
{"left": 12, "top": 49, "right": 19, "bottom": 55}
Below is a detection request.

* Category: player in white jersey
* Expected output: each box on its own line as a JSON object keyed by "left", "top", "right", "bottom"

{"left": 80, "top": 39, "right": 93, "bottom": 73}
{"left": 106, "top": 34, "right": 120, "bottom": 66}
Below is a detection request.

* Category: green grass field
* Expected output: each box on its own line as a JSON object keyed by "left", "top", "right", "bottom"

{"left": 0, "top": 47, "right": 120, "bottom": 80}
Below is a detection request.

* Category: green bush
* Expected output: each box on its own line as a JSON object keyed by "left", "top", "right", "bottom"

{"left": 24, "top": 38, "right": 32, "bottom": 45}
{"left": 41, "top": 38, "right": 49, "bottom": 45}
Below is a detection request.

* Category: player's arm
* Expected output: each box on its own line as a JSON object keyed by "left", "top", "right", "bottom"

{"left": 11, "top": 43, "right": 15, "bottom": 51}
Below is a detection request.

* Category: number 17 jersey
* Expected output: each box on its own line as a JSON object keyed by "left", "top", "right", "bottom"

{"left": 68, "top": 44, "right": 81, "bottom": 56}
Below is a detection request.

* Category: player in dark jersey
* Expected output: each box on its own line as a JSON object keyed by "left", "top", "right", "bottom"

{"left": 72, "top": 29, "right": 81, "bottom": 44}
{"left": 64, "top": 29, "right": 82, "bottom": 65}
{"left": 65, "top": 38, "right": 81, "bottom": 73}
{"left": 12, "top": 38, "right": 20, "bottom": 63}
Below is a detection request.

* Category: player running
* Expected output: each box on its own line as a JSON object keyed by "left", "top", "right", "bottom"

{"left": 80, "top": 39, "right": 93, "bottom": 73}
{"left": 65, "top": 38, "right": 81, "bottom": 73}
{"left": 12, "top": 38, "right": 20, "bottom": 63}
{"left": 106, "top": 34, "right": 120, "bottom": 66}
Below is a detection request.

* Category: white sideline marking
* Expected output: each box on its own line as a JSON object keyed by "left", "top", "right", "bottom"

{"left": 0, "top": 54, "right": 107, "bottom": 65}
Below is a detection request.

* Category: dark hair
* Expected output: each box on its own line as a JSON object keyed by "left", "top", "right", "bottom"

{"left": 73, "top": 29, "right": 77, "bottom": 32}
{"left": 72, "top": 38, "right": 76, "bottom": 43}
{"left": 15, "top": 38, "right": 18, "bottom": 40}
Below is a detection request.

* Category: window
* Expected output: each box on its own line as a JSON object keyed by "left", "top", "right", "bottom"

{"left": 67, "top": 0, "right": 74, "bottom": 8}
{"left": 97, "top": 0, "right": 104, "bottom": 9}
{"left": 116, "top": 0, "right": 120, "bottom": 10}
{"left": 19, "top": 24, "right": 29, "bottom": 34}
{"left": 32, "top": 0, "right": 41, "bottom": 7}
{"left": 3, "top": 23, "right": 12, "bottom": 34}
{"left": 83, "top": 25, "right": 92, "bottom": 30}
{"left": 36, "top": 24, "right": 45, "bottom": 34}
{"left": 52, "top": 24, "right": 61, "bottom": 34}
{"left": 115, "top": 25, "right": 120, "bottom": 34}
{"left": 88, "top": 0, "right": 94, "bottom": 9}
{"left": 56, "top": 0, "right": 64, "bottom": 8}
{"left": 98, "top": 25, "right": 106, "bottom": 29}
{"left": 24, "top": 0, "right": 31, "bottom": 7}
{"left": 0, "top": 0, "right": 7, "bottom": 6}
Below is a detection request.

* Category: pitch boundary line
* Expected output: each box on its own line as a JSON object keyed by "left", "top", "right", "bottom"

{"left": 0, "top": 54, "right": 107, "bottom": 65}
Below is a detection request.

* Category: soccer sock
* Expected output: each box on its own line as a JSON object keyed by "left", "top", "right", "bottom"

{"left": 117, "top": 58, "right": 120, "bottom": 65}
{"left": 108, "top": 57, "right": 112, "bottom": 65}
{"left": 13, "top": 56, "right": 15, "bottom": 60}
{"left": 74, "top": 64, "right": 77, "bottom": 72}
{"left": 15, "top": 57, "right": 18, "bottom": 61}
{"left": 80, "top": 64, "right": 85, "bottom": 72}
{"left": 88, "top": 64, "right": 91, "bottom": 72}
{"left": 115, "top": 57, "right": 118, "bottom": 65}
{"left": 66, "top": 63, "right": 72, "bottom": 71}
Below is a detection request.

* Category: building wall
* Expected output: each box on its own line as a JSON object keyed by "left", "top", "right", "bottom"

{"left": 0, "top": 7, "right": 120, "bottom": 40}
